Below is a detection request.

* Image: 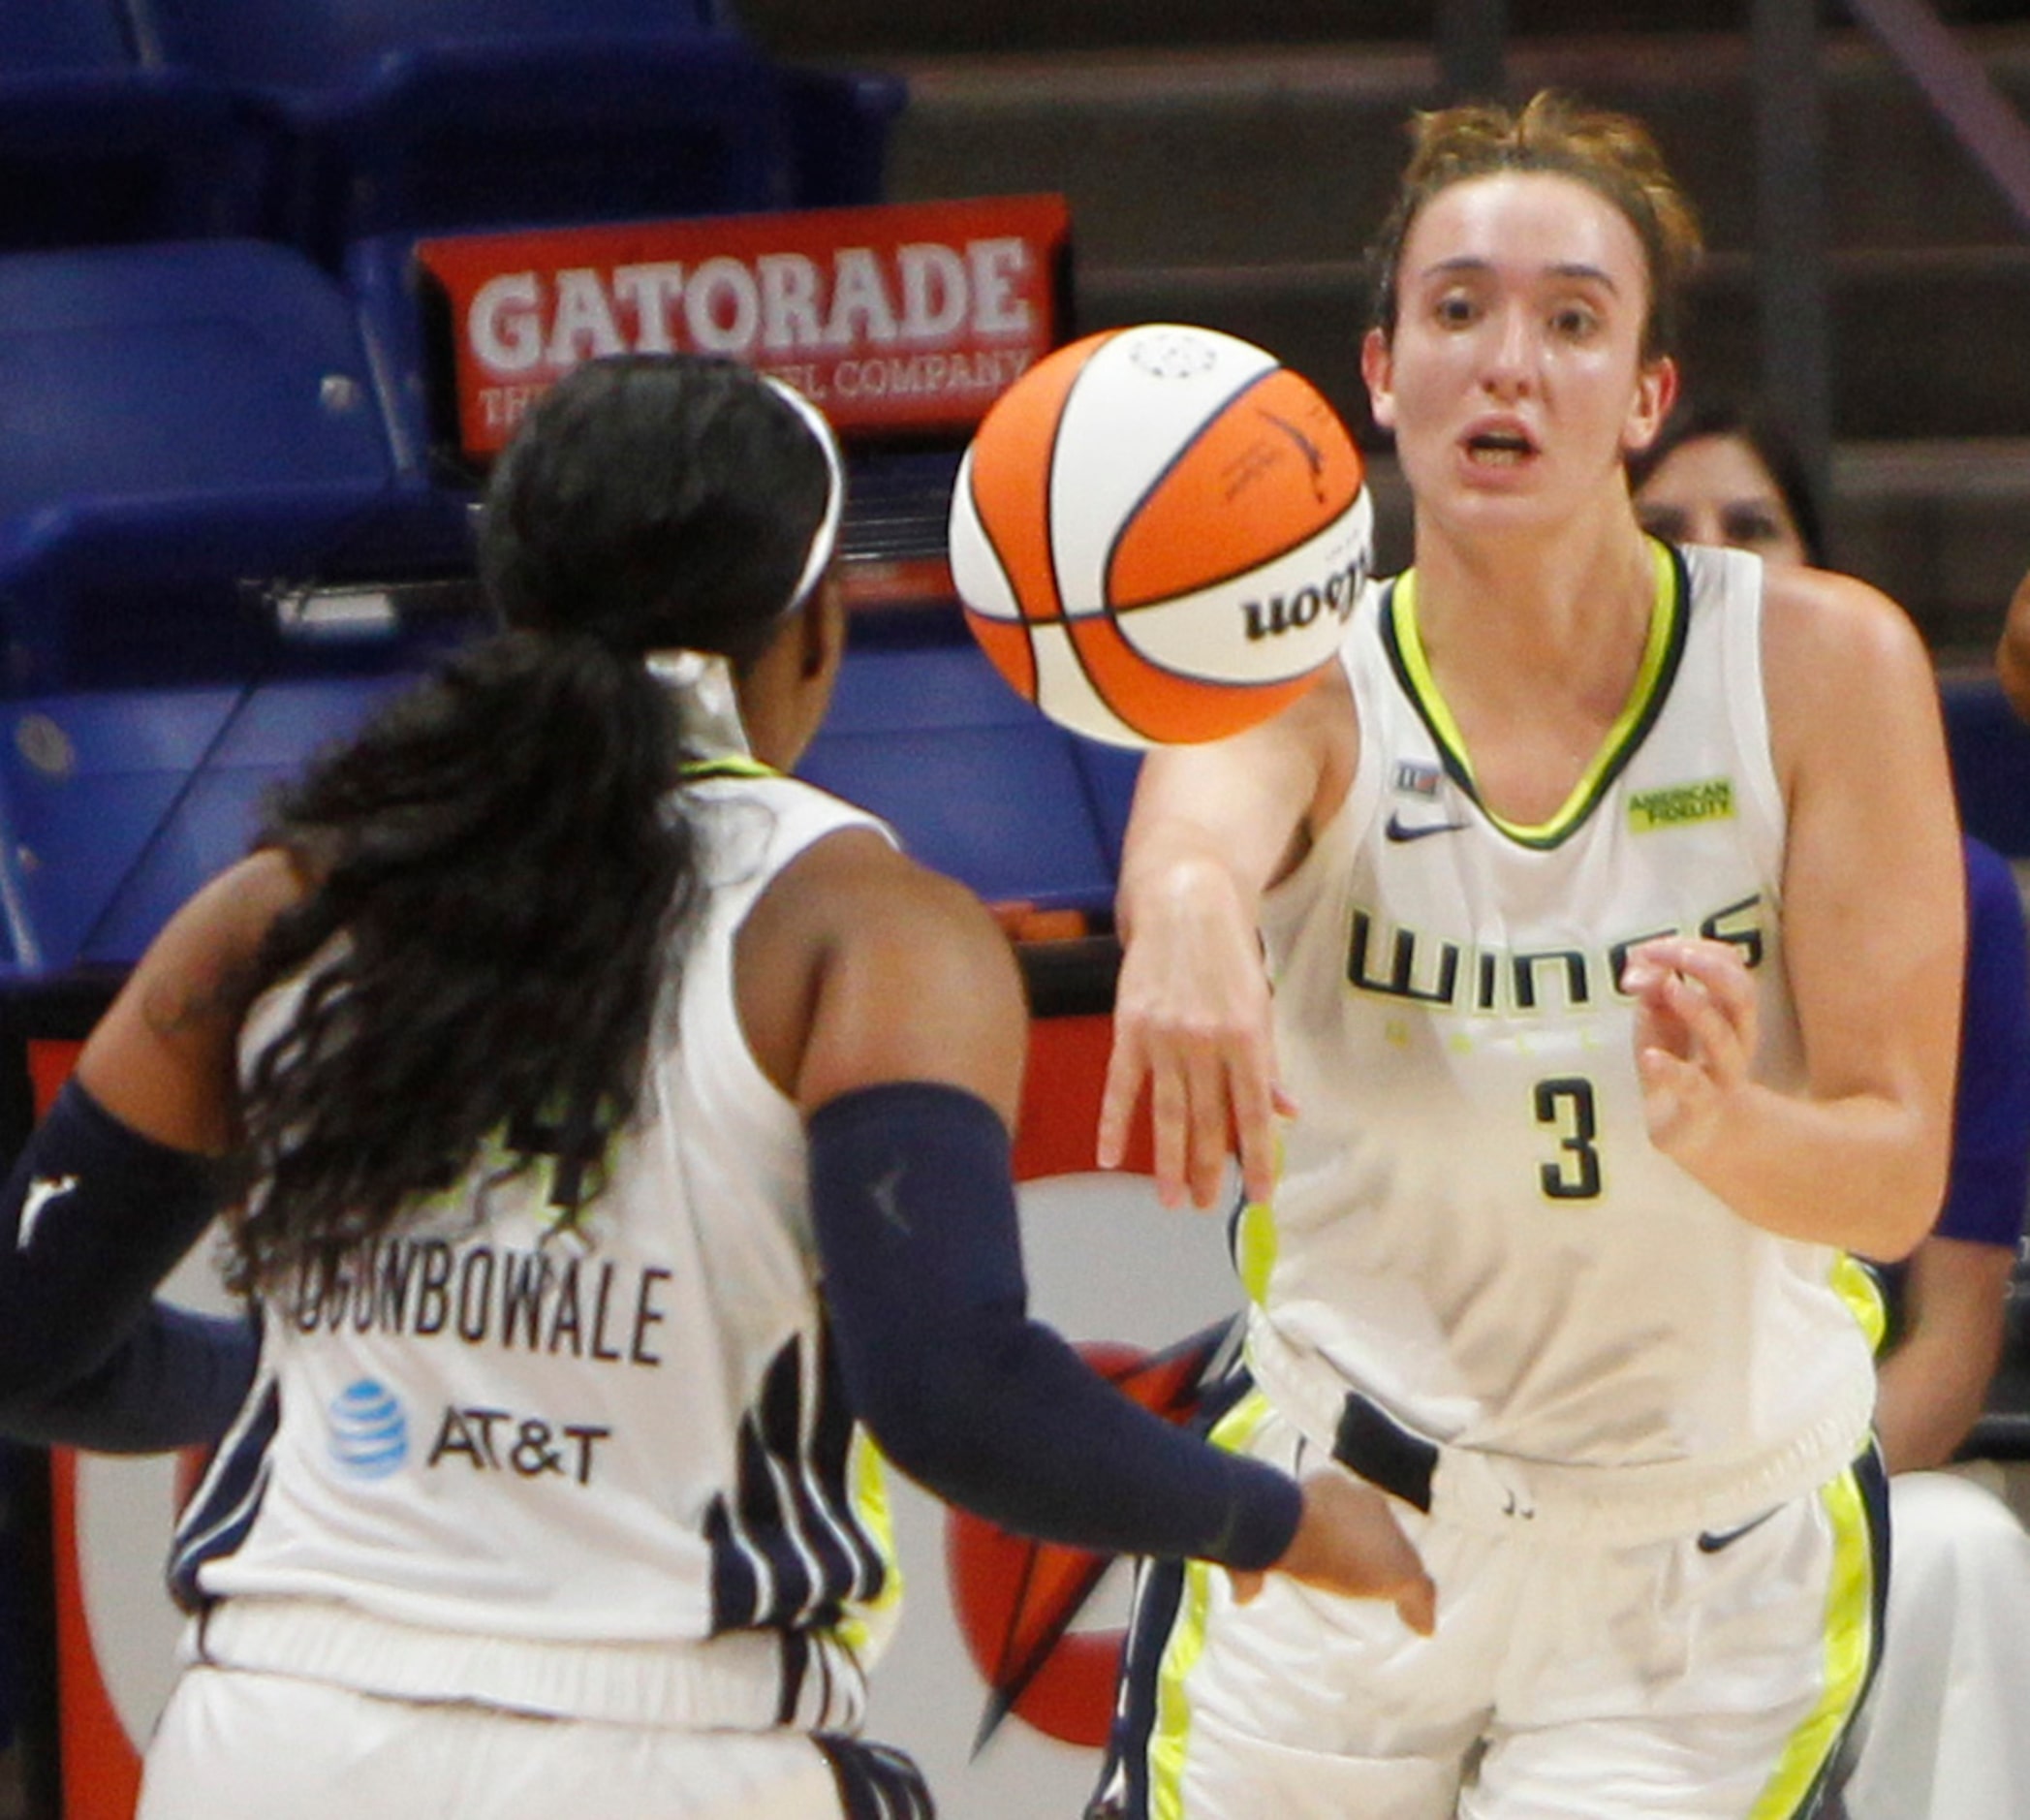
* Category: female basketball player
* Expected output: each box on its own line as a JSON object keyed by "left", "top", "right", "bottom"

{"left": 1634, "top": 400, "right": 2030, "bottom": 1820}
{"left": 1090, "top": 94, "right": 1963, "bottom": 1818}
{"left": 0, "top": 355, "right": 1431, "bottom": 1820}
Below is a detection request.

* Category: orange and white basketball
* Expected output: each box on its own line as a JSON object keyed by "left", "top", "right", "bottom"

{"left": 948, "top": 324, "right": 1372, "bottom": 749}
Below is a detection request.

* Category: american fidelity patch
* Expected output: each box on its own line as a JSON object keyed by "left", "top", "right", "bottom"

{"left": 1628, "top": 778, "right": 1733, "bottom": 832}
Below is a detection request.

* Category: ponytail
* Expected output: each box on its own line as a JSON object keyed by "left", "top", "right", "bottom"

{"left": 231, "top": 629, "right": 692, "bottom": 1292}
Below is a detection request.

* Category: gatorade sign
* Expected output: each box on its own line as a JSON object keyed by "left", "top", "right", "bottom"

{"left": 416, "top": 195, "right": 1071, "bottom": 455}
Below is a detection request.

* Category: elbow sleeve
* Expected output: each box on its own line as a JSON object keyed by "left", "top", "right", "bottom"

{"left": 0, "top": 1082, "right": 225, "bottom": 1397}
{"left": 809, "top": 1082, "right": 1299, "bottom": 1570}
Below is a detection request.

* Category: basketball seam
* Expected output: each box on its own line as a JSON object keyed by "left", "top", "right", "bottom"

{"left": 1100, "top": 365, "right": 1346, "bottom": 612}
{"left": 1046, "top": 353, "right": 1287, "bottom": 739}
{"left": 1046, "top": 327, "right": 1126, "bottom": 629}
{"left": 959, "top": 451, "right": 1020, "bottom": 617}
{"left": 1106, "top": 493, "right": 1368, "bottom": 617}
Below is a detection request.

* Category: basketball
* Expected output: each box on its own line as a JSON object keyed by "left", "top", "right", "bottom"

{"left": 947, "top": 323, "right": 1372, "bottom": 749}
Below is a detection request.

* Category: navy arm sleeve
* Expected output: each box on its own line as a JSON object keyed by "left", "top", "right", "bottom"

{"left": 809, "top": 1082, "right": 1302, "bottom": 1570}
{"left": 1, "top": 1304, "right": 258, "bottom": 1453}
{"left": 0, "top": 1080, "right": 250, "bottom": 1450}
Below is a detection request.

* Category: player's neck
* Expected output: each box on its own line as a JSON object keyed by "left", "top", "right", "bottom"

{"left": 1408, "top": 506, "right": 1655, "bottom": 703}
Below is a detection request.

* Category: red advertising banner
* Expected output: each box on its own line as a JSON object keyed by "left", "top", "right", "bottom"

{"left": 415, "top": 195, "right": 1072, "bottom": 457}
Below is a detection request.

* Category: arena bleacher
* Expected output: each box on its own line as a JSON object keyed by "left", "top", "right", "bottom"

{"left": 0, "top": 0, "right": 1145, "bottom": 1019}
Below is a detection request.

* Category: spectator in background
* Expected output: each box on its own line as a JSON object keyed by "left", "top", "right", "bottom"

{"left": 1634, "top": 399, "right": 2030, "bottom": 1820}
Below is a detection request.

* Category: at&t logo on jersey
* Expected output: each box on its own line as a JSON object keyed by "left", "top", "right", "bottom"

{"left": 328, "top": 1378, "right": 410, "bottom": 1479}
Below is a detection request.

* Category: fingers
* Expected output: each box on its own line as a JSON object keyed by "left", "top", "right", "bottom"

{"left": 1622, "top": 936, "right": 1753, "bottom": 1020}
{"left": 1227, "top": 1041, "right": 1294, "bottom": 1208}
{"left": 1100, "top": 1016, "right": 1289, "bottom": 1210}
{"left": 1095, "top": 1025, "right": 1148, "bottom": 1174}
{"left": 1620, "top": 937, "right": 1757, "bottom": 1088}
{"left": 1276, "top": 1472, "right": 1437, "bottom": 1636}
{"left": 1394, "top": 1567, "right": 1438, "bottom": 1638}
{"left": 1147, "top": 1045, "right": 1194, "bottom": 1208}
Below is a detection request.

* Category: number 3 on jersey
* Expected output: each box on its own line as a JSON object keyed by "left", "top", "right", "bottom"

{"left": 1534, "top": 1076, "right": 1602, "bottom": 1200}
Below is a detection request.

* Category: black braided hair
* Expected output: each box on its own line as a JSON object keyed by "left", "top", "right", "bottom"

{"left": 230, "top": 355, "right": 834, "bottom": 1292}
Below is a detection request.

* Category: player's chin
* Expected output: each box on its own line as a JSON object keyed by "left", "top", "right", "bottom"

{"left": 1424, "top": 471, "right": 1571, "bottom": 535}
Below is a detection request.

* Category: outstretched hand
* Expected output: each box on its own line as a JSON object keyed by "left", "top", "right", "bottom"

{"left": 1620, "top": 935, "right": 1758, "bottom": 1166}
{"left": 1230, "top": 1470, "right": 1435, "bottom": 1635}
{"left": 1096, "top": 864, "right": 1295, "bottom": 1209}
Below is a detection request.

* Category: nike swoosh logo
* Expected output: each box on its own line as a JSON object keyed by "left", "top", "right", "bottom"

{"left": 1384, "top": 812, "right": 1470, "bottom": 843}
{"left": 870, "top": 1162, "right": 910, "bottom": 1236}
{"left": 1696, "top": 1507, "right": 1779, "bottom": 1553}
{"left": 17, "top": 1174, "right": 78, "bottom": 1251}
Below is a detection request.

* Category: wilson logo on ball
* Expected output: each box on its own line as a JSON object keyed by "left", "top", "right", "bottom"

{"left": 949, "top": 323, "right": 1373, "bottom": 748}
{"left": 1242, "top": 551, "right": 1367, "bottom": 643}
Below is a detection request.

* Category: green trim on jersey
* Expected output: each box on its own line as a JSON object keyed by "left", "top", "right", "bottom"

{"left": 1380, "top": 539, "right": 1691, "bottom": 850}
{"left": 1149, "top": 1389, "right": 1277, "bottom": 1820}
{"left": 680, "top": 755, "right": 778, "bottom": 783}
{"left": 1747, "top": 1461, "right": 1879, "bottom": 1818}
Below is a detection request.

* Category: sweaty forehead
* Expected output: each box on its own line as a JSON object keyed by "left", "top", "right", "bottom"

{"left": 1403, "top": 170, "right": 1650, "bottom": 293}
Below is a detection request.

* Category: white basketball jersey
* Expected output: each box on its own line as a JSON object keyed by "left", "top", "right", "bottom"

{"left": 1247, "top": 543, "right": 1876, "bottom": 1478}
{"left": 172, "top": 768, "right": 900, "bottom": 1710}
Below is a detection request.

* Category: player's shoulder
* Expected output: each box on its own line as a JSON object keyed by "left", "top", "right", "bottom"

{"left": 754, "top": 823, "right": 1016, "bottom": 980}
{"left": 1755, "top": 562, "right": 1952, "bottom": 810}
{"left": 1759, "top": 561, "right": 1931, "bottom": 688}
{"left": 738, "top": 821, "right": 1026, "bottom": 1114}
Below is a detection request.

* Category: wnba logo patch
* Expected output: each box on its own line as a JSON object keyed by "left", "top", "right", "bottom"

{"left": 328, "top": 1379, "right": 410, "bottom": 1478}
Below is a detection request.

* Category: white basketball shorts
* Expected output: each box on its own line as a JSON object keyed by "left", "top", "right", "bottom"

{"left": 139, "top": 1663, "right": 933, "bottom": 1820}
{"left": 1091, "top": 1389, "right": 1887, "bottom": 1820}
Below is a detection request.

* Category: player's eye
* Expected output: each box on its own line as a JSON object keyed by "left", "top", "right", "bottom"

{"left": 1639, "top": 507, "right": 1687, "bottom": 543}
{"left": 1721, "top": 506, "right": 1787, "bottom": 549}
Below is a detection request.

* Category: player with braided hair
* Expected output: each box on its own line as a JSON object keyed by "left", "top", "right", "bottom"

{"left": 0, "top": 352, "right": 1430, "bottom": 1819}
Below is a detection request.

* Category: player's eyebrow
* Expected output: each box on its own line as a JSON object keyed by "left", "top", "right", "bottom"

{"left": 1421, "top": 256, "right": 1622, "bottom": 294}
{"left": 1546, "top": 261, "right": 1620, "bottom": 292}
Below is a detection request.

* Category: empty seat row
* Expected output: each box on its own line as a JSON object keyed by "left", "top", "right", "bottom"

{"left": 0, "top": 0, "right": 903, "bottom": 265}
{"left": 0, "top": 226, "right": 1137, "bottom": 988}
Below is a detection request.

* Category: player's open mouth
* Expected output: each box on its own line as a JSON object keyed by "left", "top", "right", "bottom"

{"left": 1463, "top": 429, "right": 1537, "bottom": 465}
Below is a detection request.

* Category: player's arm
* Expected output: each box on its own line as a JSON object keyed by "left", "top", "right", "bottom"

{"left": 1996, "top": 563, "right": 2030, "bottom": 724}
{"left": 740, "top": 829, "right": 1431, "bottom": 1625}
{"left": 1625, "top": 567, "right": 1960, "bottom": 1258}
{"left": 1875, "top": 1238, "right": 2014, "bottom": 1474}
{"left": 0, "top": 851, "right": 297, "bottom": 1427}
{"left": 1099, "top": 666, "right": 1356, "bottom": 1209}
{"left": 1877, "top": 836, "right": 2030, "bottom": 1472}
{"left": 1, "top": 1305, "right": 259, "bottom": 1454}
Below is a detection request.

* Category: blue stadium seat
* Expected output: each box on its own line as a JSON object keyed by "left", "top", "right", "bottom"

{"left": 0, "top": 0, "right": 266, "bottom": 251}
{"left": 779, "top": 65, "right": 908, "bottom": 210}
{"left": 0, "top": 2, "right": 133, "bottom": 66}
{"left": 0, "top": 237, "right": 483, "bottom": 981}
{"left": 800, "top": 632, "right": 1118, "bottom": 919}
{"left": 0, "top": 239, "right": 470, "bottom": 671}
{"left": 0, "top": 676, "right": 419, "bottom": 983}
{"left": 0, "top": 240, "right": 391, "bottom": 518}
{"left": 1073, "top": 743, "right": 1144, "bottom": 882}
{"left": 131, "top": 0, "right": 735, "bottom": 80}
{"left": 125, "top": 0, "right": 882, "bottom": 265}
